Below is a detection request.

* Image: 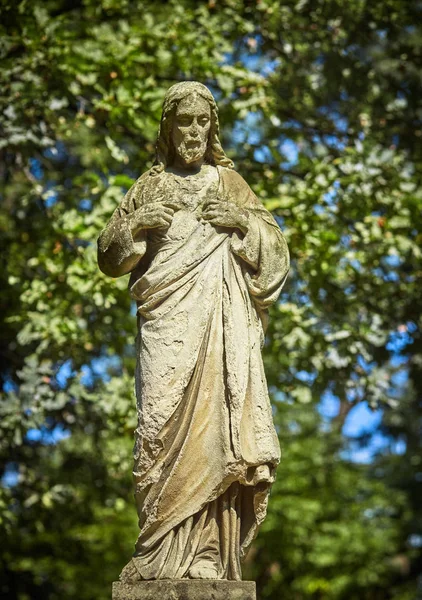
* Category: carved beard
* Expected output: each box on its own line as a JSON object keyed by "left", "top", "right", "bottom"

{"left": 176, "top": 139, "right": 207, "bottom": 164}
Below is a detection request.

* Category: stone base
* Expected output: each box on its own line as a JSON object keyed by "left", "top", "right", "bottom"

{"left": 112, "top": 579, "right": 256, "bottom": 600}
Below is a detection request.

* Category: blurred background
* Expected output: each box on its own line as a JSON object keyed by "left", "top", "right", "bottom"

{"left": 1, "top": 0, "right": 421, "bottom": 598}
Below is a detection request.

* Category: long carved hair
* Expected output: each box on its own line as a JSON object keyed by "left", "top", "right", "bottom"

{"left": 152, "top": 81, "right": 234, "bottom": 174}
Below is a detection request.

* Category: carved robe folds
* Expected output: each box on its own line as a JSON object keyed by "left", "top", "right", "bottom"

{"left": 98, "top": 166, "right": 289, "bottom": 580}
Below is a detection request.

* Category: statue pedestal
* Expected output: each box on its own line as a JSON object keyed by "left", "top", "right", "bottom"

{"left": 112, "top": 579, "right": 256, "bottom": 599}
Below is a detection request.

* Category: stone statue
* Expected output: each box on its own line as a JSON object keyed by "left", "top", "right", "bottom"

{"left": 98, "top": 82, "right": 289, "bottom": 586}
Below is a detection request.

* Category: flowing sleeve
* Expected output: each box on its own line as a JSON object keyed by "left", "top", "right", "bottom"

{"left": 97, "top": 174, "right": 148, "bottom": 278}
{"left": 219, "top": 168, "right": 290, "bottom": 310}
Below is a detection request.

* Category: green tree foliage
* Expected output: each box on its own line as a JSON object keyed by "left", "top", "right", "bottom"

{"left": 0, "top": 1, "right": 421, "bottom": 599}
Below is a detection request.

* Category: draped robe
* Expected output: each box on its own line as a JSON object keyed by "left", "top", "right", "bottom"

{"left": 97, "top": 165, "right": 289, "bottom": 580}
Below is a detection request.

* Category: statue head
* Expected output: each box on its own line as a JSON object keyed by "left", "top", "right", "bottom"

{"left": 153, "top": 81, "right": 234, "bottom": 173}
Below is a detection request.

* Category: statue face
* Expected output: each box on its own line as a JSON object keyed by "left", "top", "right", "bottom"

{"left": 172, "top": 93, "right": 211, "bottom": 164}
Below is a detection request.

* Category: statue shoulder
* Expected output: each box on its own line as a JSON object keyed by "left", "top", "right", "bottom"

{"left": 120, "top": 168, "right": 163, "bottom": 213}
{"left": 218, "top": 166, "right": 247, "bottom": 187}
{"left": 217, "top": 166, "right": 259, "bottom": 207}
{"left": 218, "top": 166, "right": 281, "bottom": 232}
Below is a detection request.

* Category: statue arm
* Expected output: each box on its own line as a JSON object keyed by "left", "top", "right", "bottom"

{"left": 97, "top": 178, "right": 147, "bottom": 278}
{"left": 231, "top": 207, "right": 289, "bottom": 308}
{"left": 222, "top": 170, "right": 289, "bottom": 308}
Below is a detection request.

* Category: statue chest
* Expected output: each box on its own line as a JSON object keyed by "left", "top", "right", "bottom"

{"left": 148, "top": 170, "right": 219, "bottom": 244}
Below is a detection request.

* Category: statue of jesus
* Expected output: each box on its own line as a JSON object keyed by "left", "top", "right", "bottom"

{"left": 98, "top": 81, "right": 289, "bottom": 583}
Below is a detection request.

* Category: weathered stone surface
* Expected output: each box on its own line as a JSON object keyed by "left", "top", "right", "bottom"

{"left": 112, "top": 579, "right": 256, "bottom": 600}
{"left": 98, "top": 81, "right": 290, "bottom": 582}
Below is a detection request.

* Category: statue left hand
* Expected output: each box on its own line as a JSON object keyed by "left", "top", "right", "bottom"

{"left": 202, "top": 199, "right": 249, "bottom": 234}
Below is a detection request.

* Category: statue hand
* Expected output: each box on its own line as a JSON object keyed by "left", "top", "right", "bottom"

{"left": 130, "top": 202, "right": 178, "bottom": 233}
{"left": 202, "top": 199, "right": 249, "bottom": 234}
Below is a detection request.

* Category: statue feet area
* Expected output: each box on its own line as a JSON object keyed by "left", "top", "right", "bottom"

{"left": 113, "top": 560, "right": 256, "bottom": 600}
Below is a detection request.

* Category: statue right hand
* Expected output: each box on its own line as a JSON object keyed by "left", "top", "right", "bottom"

{"left": 130, "top": 202, "right": 177, "bottom": 233}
